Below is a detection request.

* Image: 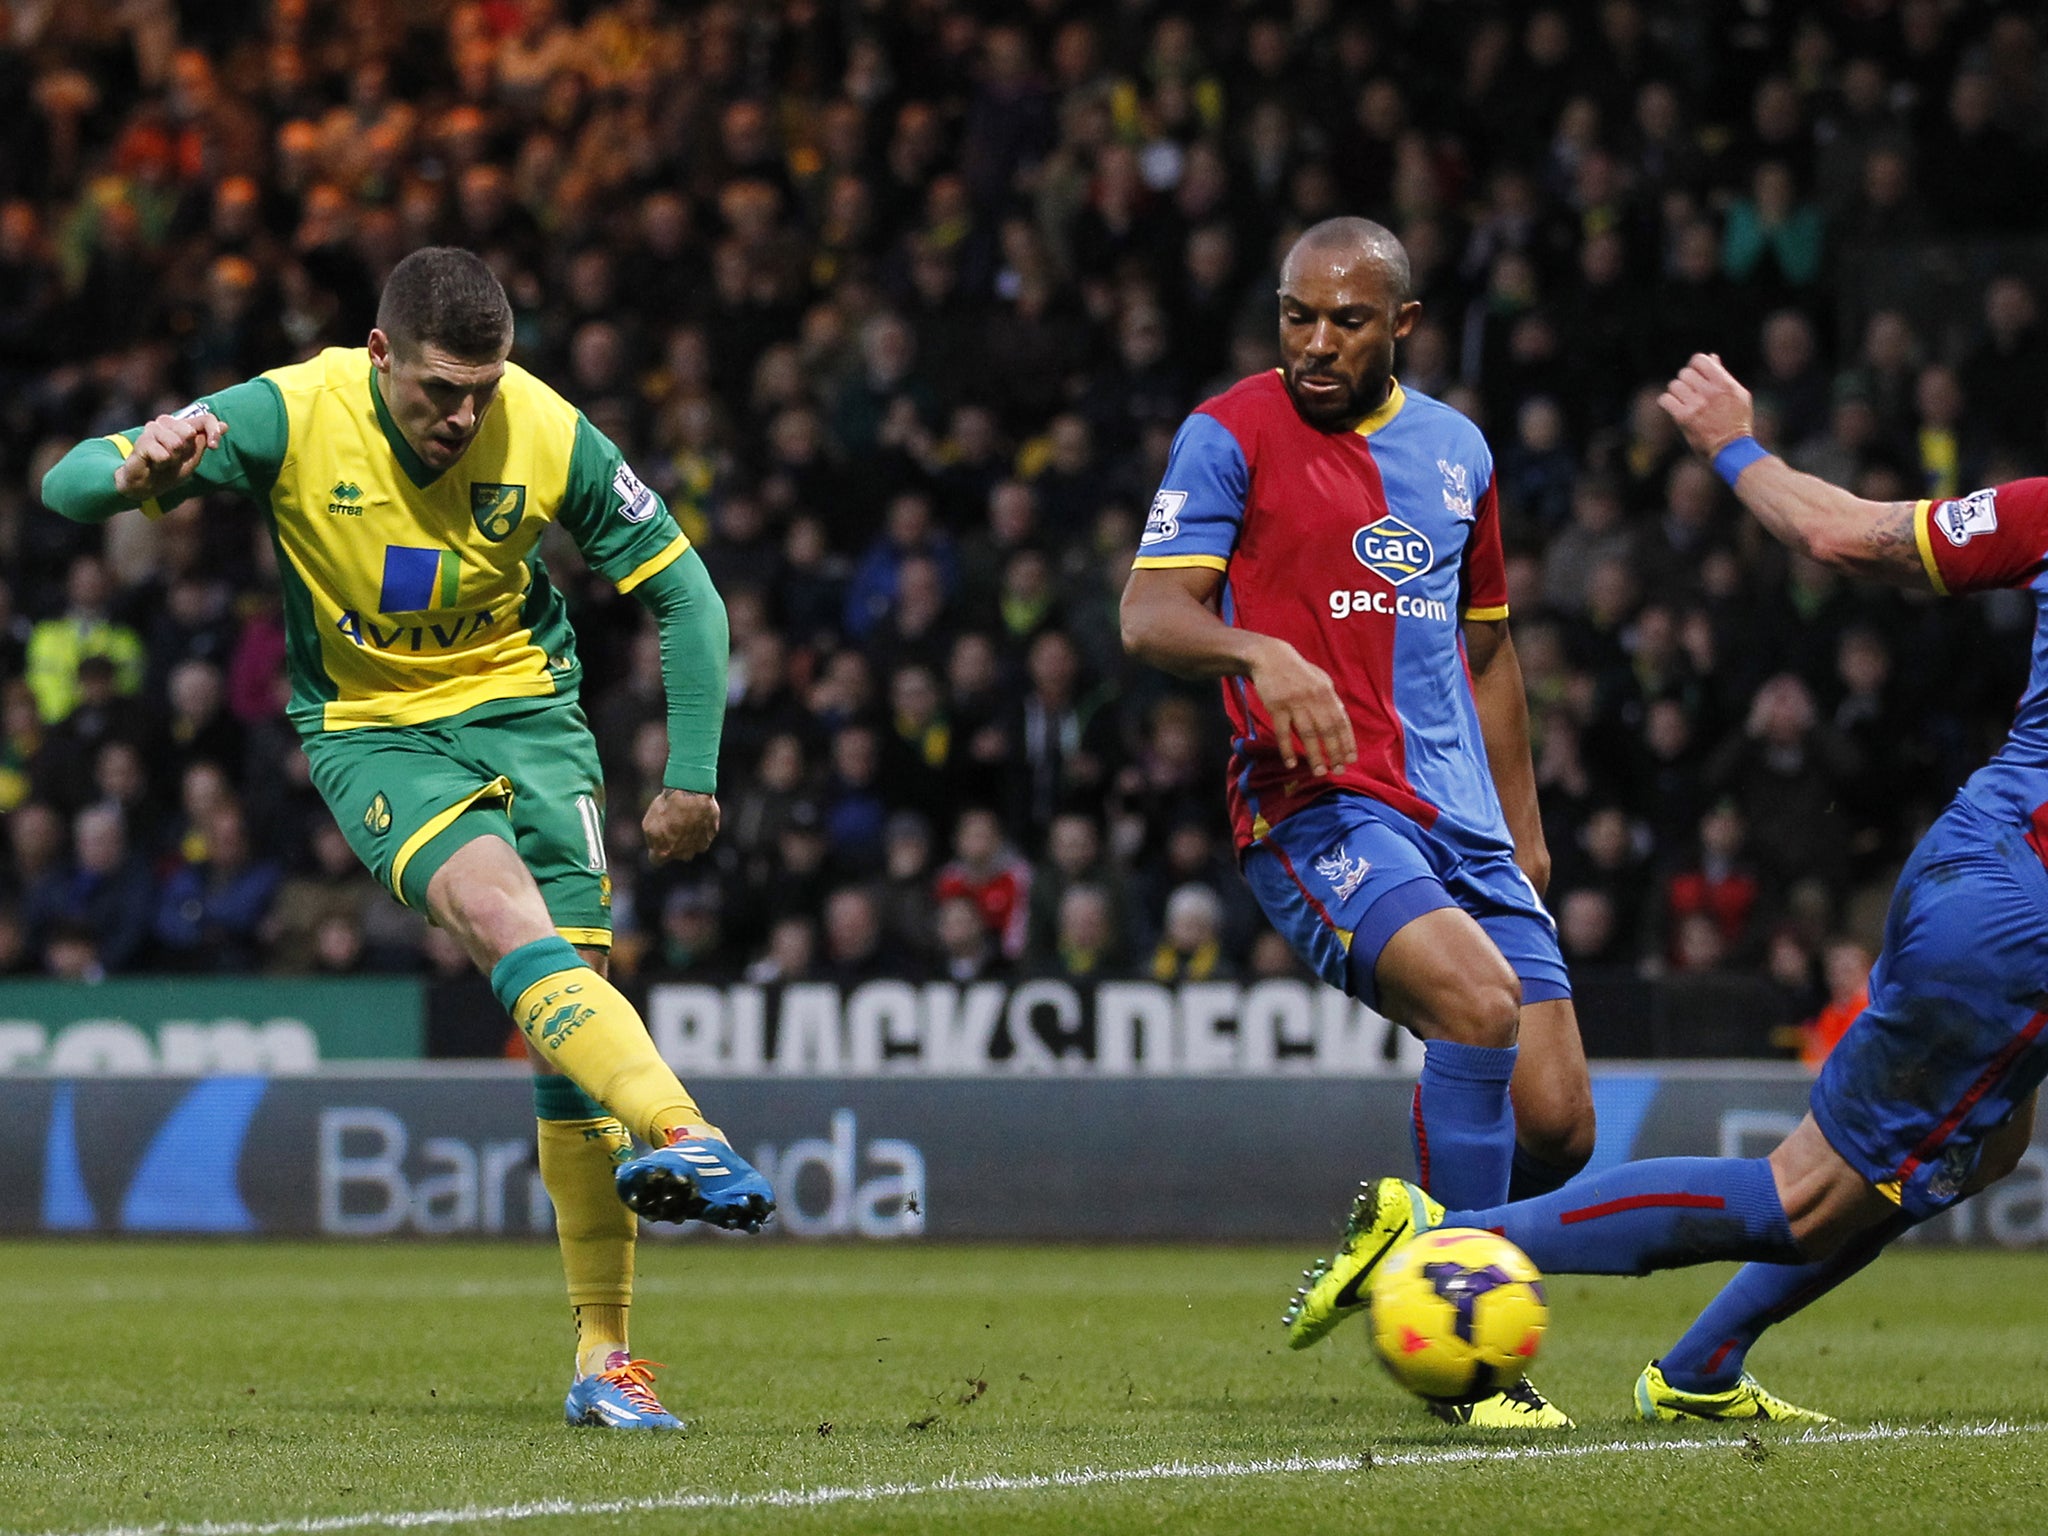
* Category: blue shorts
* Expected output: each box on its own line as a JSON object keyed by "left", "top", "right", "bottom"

{"left": 1813, "top": 796, "right": 2048, "bottom": 1219}
{"left": 1242, "top": 791, "right": 1569, "bottom": 1010}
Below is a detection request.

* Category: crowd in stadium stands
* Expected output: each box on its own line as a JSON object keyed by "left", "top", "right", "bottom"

{"left": 2, "top": 0, "right": 2048, "bottom": 1047}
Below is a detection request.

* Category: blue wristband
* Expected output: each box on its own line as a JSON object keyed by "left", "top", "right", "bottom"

{"left": 1712, "top": 435, "right": 1770, "bottom": 487}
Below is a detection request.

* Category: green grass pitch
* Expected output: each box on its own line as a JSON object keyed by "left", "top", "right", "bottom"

{"left": 7, "top": 1241, "right": 2048, "bottom": 1535}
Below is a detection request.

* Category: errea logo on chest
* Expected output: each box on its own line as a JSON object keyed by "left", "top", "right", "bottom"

{"left": 1352, "top": 515, "right": 1434, "bottom": 586}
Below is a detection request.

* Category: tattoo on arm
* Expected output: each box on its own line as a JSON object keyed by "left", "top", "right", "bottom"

{"left": 1844, "top": 501, "right": 1928, "bottom": 586}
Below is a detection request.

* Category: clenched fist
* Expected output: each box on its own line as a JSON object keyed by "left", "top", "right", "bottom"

{"left": 1657, "top": 354, "right": 1755, "bottom": 458}
{"left": 113, "top": 409, "right": 225, "bottom": 502}
{"left": 643, "top": 788, "right": 721, "bottom": 863}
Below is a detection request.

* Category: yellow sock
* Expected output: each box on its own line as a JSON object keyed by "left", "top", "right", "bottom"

{"left": 573, "top": 1303, "right": 630, "bottom": 1378}
{"left": 496, "top": 938, "right": 718, "bottom": 1146}
{"left": 534, "top": 1081, "right": 637, "bottom": 1376}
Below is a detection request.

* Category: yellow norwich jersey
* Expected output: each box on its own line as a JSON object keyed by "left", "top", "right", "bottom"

{"left": 95, "top": 347, "right": 687, "bottom": 734}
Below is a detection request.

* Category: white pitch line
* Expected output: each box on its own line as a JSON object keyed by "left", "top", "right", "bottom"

{"left": 25, "top": 1420, "right": 2046, "bottom": 1536}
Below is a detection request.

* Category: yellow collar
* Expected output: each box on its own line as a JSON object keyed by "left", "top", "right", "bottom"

{"left": 1353, "top": 379, "right": 1406, "bottom": 436}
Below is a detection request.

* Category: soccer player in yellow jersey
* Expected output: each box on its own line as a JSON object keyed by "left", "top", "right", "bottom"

{"left": 41, "top": 247, "right": 773, "bottom": 1432}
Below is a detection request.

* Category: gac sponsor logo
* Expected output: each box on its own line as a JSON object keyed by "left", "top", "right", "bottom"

{"left": 1352, "top": 515, "right": 1434, "bottom": 584}
{"left": 335, "top": 609, "right": 496, "bottom": 651}
{"left": 1329, "top": 588, "right": 1451, "bottom": 621}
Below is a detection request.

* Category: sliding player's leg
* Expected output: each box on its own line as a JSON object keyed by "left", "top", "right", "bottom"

{"left": 1641, "top": 1092, "right": 2038, "bottom": 1425}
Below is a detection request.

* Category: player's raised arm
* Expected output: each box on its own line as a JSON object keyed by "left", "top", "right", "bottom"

{"left": 1657, "top": 353, "right": 1929, "bottom": 589}
{"left": 40, "top": 379, "right": 287, "bottom": 523}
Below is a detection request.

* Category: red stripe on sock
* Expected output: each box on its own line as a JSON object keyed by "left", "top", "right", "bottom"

{"left": 1411, "top": 1083, "right": 1431, "bottom": 1191}
{"left": 1703, "top": 1339, "right": 1740, "bottom": 1377}
{"left": 1559, "top": 1192, "right": 1727, "bottom": 1224}
{"left": 1891, "top": 1010, "right": 2048, "bottom": 1186}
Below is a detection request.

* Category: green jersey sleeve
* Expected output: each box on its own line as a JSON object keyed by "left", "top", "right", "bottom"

{"left": 631, "top": 548, "right": 730, "bottom": 794}
{"left": 38, "top": 377, "right": 287, "bottom": 523}
{"left": 557, "top": 413, "right": 690, "bottom": 592}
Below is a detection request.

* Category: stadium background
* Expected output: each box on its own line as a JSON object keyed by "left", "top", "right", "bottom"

{"left": 2, "top": 0, "right": 2048, "bottom": 1071}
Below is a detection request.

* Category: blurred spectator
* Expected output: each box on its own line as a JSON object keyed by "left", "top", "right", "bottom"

{"left": 1707, "top": 673, "right": 1857, "bottom": 895}
{"left": 1026, "top": 811, "right": 1124, "bottom": 965}
{"left": 1557, "top": 887, "right": 1631, "bottom": 970}
{"left": 934, "top": 894, "right": 1003, "bottom": 983}
{"left": 262, "top": 822, "right": 384, "bottom": 974}
{"left": 934, "top": 806, "right": 1032, "bottom": 960}
{"left": 745, "top": 915, "right": 818, "bottom": 985}
{"left": 1799, "top": 939, "right": 1874, "bottom": 1069}
{"left": 652, "top": 885, "right": 726, "bottom": 979}
{"left": 1007, "top": 629, "right": 1116, "bottom": 847}
{"left": 1721, "top": 161, "right": 1823, "bottom": 299}
{"left": 1960, "top": 277, "right": 2048, "bottom": 456}
{"left": 874, "top": 811, "right": 937, "bottom": 962}
{"left": 26, "top": 557, "right": 143, "bottom": 725}
{"left": 31, "top": 656, "right": 137, "bottom": 814}
{"left": 154, "top": 800, "right": 282, "bottom": 971}
{"left": 1664, "top": 802, "right": 1762, "bottom": 968}
{"left": 1151, "top": 883, "right": 1234, "bottom": 982}
{"left": 24, "top": 803, "right": 155, "bottom": 973}
{"left": 822, "top": 886, "right": 891, "bottom": 985}
{"left": 1048, "top": 883, "right": 1120, "bottom": 980}
{"left": 155, "top": 659, "right": 245, "bottom": 786}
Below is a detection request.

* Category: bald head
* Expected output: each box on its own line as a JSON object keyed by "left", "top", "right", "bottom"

{"left": 1275, "top": 218, "right": 1420, "bottom": 430}
{"left": 1283, "top": 217, "right": 1413, "bottom": 306}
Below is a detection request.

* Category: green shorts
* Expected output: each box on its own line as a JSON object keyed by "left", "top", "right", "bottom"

{"left": 305, "top": 696, "right": 613, "bottom": 947}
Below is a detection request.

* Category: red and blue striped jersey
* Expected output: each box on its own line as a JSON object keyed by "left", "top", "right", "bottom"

{"left": 1133, "top": 371, "right": 1513, "bottom": 853}
{"left": 1912, "top": 479, "right": 2048, "bottom": 839}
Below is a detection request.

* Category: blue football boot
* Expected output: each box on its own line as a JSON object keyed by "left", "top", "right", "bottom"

{"left": 564, "top": 1355, "right": 684, "bottom": 1430}
{"left": 616, "top": 1130, "right": 776, "bottom": 1231}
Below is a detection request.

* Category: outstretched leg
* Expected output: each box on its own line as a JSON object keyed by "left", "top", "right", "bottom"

{"left": 1441, "top": 1114, "right": 1895, "bottom": 1273}
{"left": 431, "top": 833, "right": 774, "bottom": 1229}
{"left": 1658, "top": 1093, "right": 2037, "bottom": 1393}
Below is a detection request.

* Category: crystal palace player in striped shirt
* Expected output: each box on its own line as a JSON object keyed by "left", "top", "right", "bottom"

{"left": 1121, "top": 218, "right": 1595, "bottom": 1430}
{"left": 1299, "top": 351, "right": 2048, "bottom": 1427}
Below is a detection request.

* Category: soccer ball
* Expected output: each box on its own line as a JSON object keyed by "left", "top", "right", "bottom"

{"left": 1366, "top": 1227, "right": 1548, "bottom": 1404}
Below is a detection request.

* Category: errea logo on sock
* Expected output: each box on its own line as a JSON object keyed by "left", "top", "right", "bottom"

{"left": 531, "top": 1003, "right": 596, "bottom": 1048}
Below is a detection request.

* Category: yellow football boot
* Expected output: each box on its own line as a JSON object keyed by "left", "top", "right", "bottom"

{"left": 1427, "top": 1377, "right": 1575, "bottom": 1429}
{"left": 1634, "top": 1361, "right": 1835, "bottom": 1425}
{"left": 1283, "top": 1178, "right": 1444, "bottom": 1350}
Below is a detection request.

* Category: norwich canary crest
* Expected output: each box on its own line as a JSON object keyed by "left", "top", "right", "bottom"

{"left": 471, "top": 482, "right": 526, "bottom": 541}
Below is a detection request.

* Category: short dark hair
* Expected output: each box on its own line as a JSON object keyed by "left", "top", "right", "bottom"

{"left": 376, "top": 246, "right": 513, "bottom": 358}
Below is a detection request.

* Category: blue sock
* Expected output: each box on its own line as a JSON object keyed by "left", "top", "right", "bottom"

{"left": 1509, "top": 1142, "right": 1588, "bottom": 1201}
{"left": 1658, "top": 1211, "right": 1911, "bottom": 1390}
{"left": 1445, "top": 1157, "right": 1800, "bottom": 1275}
{"left": 1410, "top": 1040, "right": 1517, "bottom": 1210}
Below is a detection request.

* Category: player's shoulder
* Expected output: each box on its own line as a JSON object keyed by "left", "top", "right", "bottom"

{"left": 1190, "top": 370, "right": 1291, "bottom": 439}
{"left": 261, "top": 345, "right": 365, "bottom": 401}
{"left": 499, "top": 360, "right": 585, "bottom": 433}
{"left": 1380, "top": 383, "right": 1492, "bottom": 465}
